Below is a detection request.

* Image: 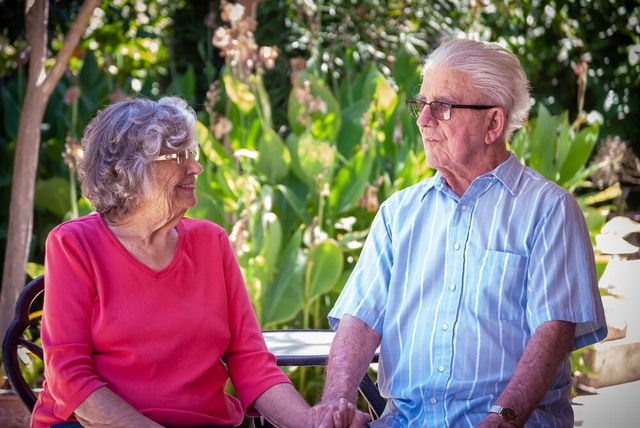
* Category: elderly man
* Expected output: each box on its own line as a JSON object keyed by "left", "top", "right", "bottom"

{"left": 314, "top": 39, "right": 607, "bottom": 428}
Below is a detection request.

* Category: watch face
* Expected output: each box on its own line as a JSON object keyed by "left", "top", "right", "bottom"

{"left": 501, "top": 408, "right": 518, "bottom": 422}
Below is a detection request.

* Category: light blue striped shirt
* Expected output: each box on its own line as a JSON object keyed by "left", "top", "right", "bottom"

{"left": 328, "top": 153, "right": 607, "bottom": 428}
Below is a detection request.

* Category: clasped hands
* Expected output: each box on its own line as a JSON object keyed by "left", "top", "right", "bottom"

{"left": 304, "top": 398, "right": 372, "bottom": 428}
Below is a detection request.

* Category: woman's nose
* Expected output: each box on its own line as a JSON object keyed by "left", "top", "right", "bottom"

{"left": 186, "top": 155, "right": 203, "bottom": 174}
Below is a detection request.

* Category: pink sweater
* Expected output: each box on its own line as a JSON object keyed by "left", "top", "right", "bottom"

{"left": 31, "top": 213, "right": 290, "bottom": 427}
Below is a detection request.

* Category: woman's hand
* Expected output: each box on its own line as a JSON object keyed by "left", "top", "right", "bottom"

{"left": 305, "top": 398, "right": 372, "bottom": 428}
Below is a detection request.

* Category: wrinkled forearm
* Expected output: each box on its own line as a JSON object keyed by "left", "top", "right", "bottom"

{"left": 322, "top": 314, "right": 381, "bottom": 405}
{"left": 253, "top": 382, "right": 311, "bottom": 427}
{"left": 74, "top": 386, "right": 164, "bottom": 428}
{"left": 488, "top": 320, "right": 576, "bottom": 425}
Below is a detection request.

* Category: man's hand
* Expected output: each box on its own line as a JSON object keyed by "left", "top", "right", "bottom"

{"left": 305, "top": 398, "right": 372, "bottom": 428}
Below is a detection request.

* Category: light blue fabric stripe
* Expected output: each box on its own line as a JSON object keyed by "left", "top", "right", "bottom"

{"left": 328, "top": 153, "right": 607, "bottom": 428}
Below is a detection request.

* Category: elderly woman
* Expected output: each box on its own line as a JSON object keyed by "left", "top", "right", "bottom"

{"left": 31, "top": 97, "right": 367, "bottom": 428}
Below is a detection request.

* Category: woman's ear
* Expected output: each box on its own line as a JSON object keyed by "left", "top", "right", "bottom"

{"left": 485, "top": 107, "right": 507, "bottom": 145}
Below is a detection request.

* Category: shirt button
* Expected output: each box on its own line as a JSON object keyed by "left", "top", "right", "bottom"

{"left": 438, "top": 365, "right": 445, "bottom": 372}
{"left": 442, "top": 324, "right": 449, "bottom": 330}
{"left": 454, "top": 243, "right": 460, "bottom": 250}
{"left": 449, "top": 284, "right": 456, "bottom": 291}
{"left": 460, "top": 204, "right": 467, "bottom": 211}
{"left": 430, "top": 397, "right": 437, "bottom": 404}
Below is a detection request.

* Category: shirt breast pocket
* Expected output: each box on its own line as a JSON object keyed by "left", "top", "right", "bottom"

{"left": 473, "top": 249, "right": 528, "bottom": 320}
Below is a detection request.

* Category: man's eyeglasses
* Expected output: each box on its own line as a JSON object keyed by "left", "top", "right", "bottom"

{"left": 406, "top": 99, "right": 497, "bottom": 121}
{"left": 153, "top": 147, "right": 200, "bottom": 165}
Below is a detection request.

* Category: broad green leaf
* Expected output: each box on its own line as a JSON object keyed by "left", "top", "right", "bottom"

{"left": 306, "top": 239, "right": 344, "bottom": 303}
{"left": 577, "top": 184, "right": 621, "bottom": 209}
{"left": 261, "top": 248, "right": 307, "bottom": 326}
{"left": 35, "top": 177, "right": 71, "bottom": 218}
{"left": 555, "top": 112, "right": 572, "bottom": 172}
{"left": 167, "top": 65, "right": 196, "bottom": 102}
{"left": 373, "top": 71, "right": 397, "bottom": 121}
{"left": 510, "top": 127, "right": 529, "bottom": 161}
{"left": 276, "top": 184, "right": 313, "bottom": 224}
{"left": 330, "top": 145, "right": 376, "bottom": 214}
{"left": 392, "top": 45, "right": 422, "bottom": 94}
{"left": 197, "top": 121, "right": 236, "bottom": 169}
{"left": 336, "top": 100, "right": 369, "bottom": 156}
{"left": 348, "top": 62, "right": 384, "bottom": 105}
{"left": 290, "top": 131, "right": 335, "bottom": 187}
{"left": 254, "top": 211, "right": 283, "bottom": 286}
{"left": 223, "top": 74, "right": 256, "bottom": 112}
{"left": 561, "top": 159, "right": 607, "bottom": 194}
{"left": 188, "top": 182, "right": 228, "bottom": 229}
{"left": 255, "top": 127, "right": 291, "bottom": 184}
{"left": 280, "top": 226, "right": 305, "bottom": 266}
{"left": 528, "top": 104, "right": 556, "bottom": 180}
{"left": 228, "top": 103, "right": 261, "bottom": 151}
{"left": 558, "top": 123, "right": 600, "bottom": 186}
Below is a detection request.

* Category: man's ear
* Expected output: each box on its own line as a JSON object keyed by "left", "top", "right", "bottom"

{"left": 485, "top": 107, "right": 507, "bottom": 145}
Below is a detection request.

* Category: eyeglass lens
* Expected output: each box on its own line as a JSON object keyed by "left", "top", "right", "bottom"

{"left": 406, "top": 100, "right": 450, "bottom": 120}
{"left": 177, "top": 147, "right": 200, "bottom": 164}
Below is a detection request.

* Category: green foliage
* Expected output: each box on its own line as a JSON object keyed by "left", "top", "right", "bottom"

{"left": 285, "top": 0, "right": 466, "bottom": 88}
{"left": 193, "top": 56, "right": 432, "bottom": 333}
{"left": 511, "top": 105, "right": 602, "bottom": 192}
{"left": 480, "top": 0, "right": 640, "bottom": 148}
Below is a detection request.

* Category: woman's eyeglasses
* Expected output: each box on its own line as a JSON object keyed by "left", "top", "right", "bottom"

{"left": 405, "top": 99, "right": 497, "bottom": 121}
{"left": 154, "top": 147, "right": 200, "bottom": 165}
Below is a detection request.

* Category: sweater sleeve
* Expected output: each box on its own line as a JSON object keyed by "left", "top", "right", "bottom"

{"left": 41, "top": 225, "right": 108, "bottom": 420}
{"left": 215, "top": 230, "right": 291, "bottom": 415}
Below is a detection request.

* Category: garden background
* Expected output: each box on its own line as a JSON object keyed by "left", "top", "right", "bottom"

{"left": 1, "top": 0, "right": 639, "bottom": 406}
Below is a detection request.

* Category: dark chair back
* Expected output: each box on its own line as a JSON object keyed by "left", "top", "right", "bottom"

{"left": 359, "top": 371, "right": 386, "bottom": 419}
{"left": 2, "top": 275, "right": 44, "bottom": 411}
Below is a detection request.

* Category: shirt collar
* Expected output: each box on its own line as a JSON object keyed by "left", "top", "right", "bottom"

{"left": 484, "top": 152, "right": 524, "bottom": 196}
{"left": 422, "top": 152, "right": 525, "bottom": 201}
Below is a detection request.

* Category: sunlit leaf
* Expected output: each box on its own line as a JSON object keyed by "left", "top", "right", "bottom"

{"left": 558, "top": 123, "right": 600, "bottom": 186}
{"left": 262, "top": 248, "right": 306, "bottom": 327}
{"left": 287, "top": 130, "right": 335, "bottom": 187}
{"left": 254, "top": 210, "right": 282, "bottom": 287}
{"left": 330, "top": 145, "right": 376, "bottom": 214}
{"left": 528, "top": 104, "right": 556, "bottom": 180}
{"left": 223, "top": 74, "right": 256, "bottom": 112}
{"left": 255, "top": 127, "right": 291, "bottom": 184}
{"left": 306, "top": 239, "right": 344, "bottom": 303}
{"left": 26, "top": 263, "right": 44, "bottom": 280}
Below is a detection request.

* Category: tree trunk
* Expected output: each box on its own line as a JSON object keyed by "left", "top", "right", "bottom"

{"left": 0, "top": 0, "right": 100, "bottom": 342}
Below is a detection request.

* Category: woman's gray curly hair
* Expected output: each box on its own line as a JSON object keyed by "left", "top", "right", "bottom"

{"left": 77, "top": 96, "right": 197, "bottom": 221}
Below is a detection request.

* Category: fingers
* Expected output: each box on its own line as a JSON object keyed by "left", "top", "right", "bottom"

{"left": 306, "top": 398, "right": 361, "bottom": 428}
{"left": 349, "top": 409, "right": 372, "bottom": 427}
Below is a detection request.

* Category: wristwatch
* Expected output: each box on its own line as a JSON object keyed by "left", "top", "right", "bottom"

{"left": 488, "top": 405, "right": 522, "bottom": 428}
